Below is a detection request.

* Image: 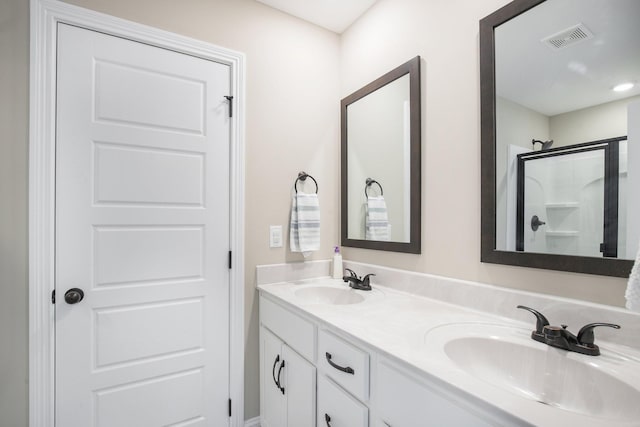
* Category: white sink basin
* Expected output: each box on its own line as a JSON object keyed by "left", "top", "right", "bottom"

{"left": 425, "top": 323, "right": 640, "bottom": 422}
{"left": 294, "top": 285, "right": 365, "bottom": 305}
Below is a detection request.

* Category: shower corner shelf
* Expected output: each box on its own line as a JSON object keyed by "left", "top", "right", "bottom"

{"left": 545, "top": 230, "right": 579, "bottom": 237}
{"left": 545, "top": 202, "right": 579, "bottom": 209}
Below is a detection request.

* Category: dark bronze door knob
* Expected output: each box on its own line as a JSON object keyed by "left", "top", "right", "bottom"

{"left": 64, "top": 288, "right": 84, "bottom": 304}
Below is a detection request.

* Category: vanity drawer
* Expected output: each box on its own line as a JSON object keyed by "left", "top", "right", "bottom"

{"left": 260, "top": 295, "right": 316, "bottom": 362}
{"left": 317, "top": 374, "right": 368, "bottom": 427}
{"left": 318, "top": 329, "right": 369, "bottom": 401}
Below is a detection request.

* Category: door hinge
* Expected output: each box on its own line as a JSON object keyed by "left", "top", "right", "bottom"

{"left": 224, "top": 95, "right": 234, "bottom": 118}
{"left": 51, "top": 290, "right": 55, "bottom": 304}
{"left": 228, "top": 398, "right": 232, "bottom": 417}
{"left": 228, "top": 250, "right": 232, "bottom": 269}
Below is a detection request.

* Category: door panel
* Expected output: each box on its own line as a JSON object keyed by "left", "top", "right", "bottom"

{"left": 94, "top": 59, "right": 206, "bottom": 133}
{"left": 93, "top": 143, "right": 205, "bottom": 206}
{"left": 94, "top": 369, "right": 205, "bottom": 427}
{"left": 93, "top": 226, "right": 204, "bottom": 285}
{"left": 56, "top": 23, "right": 231, "bottom": 426}
{"left": 94, "top": 298, "right": 203, "bottom": 368}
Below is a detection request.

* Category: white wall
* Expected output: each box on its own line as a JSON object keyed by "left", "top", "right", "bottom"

{"left": 495, "top": 96, "right": 549, "bottom": 249}
{"left": 550, "top": 96, "right": 640, "bottom": 147}
{"left": 628, "top": 101, "right": 640, "bottom": 258}
{"left": 340, "top": 0, "right": 626, "bottom": 310}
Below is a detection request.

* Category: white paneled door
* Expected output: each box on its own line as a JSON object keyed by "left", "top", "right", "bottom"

{"left": 55, "top": 24, "right": 231, "bottom": 426}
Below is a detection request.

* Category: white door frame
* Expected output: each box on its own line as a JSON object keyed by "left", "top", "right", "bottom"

{"left": 28, "top": 0, "right": 246, "bottom": 425}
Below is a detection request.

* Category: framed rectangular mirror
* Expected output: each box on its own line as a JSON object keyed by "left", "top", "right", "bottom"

{"left": 341, "top": 56, "right": 421, "bottom": 253}
{"left": 480, "top": 0, "right": 638, "bottom": 277}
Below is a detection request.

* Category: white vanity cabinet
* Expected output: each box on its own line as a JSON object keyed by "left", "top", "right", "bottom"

{"left": 318, "top": 329, "right": 369, "bottom": 401}
{"left": 259, "top": 291, "right": 518, "bottom": 427}
{"left": 317, "top": 374, "right": 368, "bottom": 427}
{"left": 261, "top": 327, "right": 316, "bottom": 427}
{"left": 260, "top": 297, "right": 317, "bottom": 427}
{"left": 317, "top": 329, "right": 370, "bottom": 427}
{"left": 374, "top": 359, "right": 495, "bottom": 427}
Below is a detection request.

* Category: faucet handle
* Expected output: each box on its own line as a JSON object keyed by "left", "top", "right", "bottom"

{"left": 344, "top": 268, "right": 358, "bottom": 278}
{"left": 362, "top": 273, "right": 375, "bottom": 288}
{"left": 343, "top": 268, "right": 359, "bottom": 284}
{"left": 576, "top": 323, "right": 621, "bottom": 346}
{"left": 517, "top": 305, "right": 550, "bottom": 334}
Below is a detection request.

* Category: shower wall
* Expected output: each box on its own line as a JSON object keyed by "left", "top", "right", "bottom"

{"left": 524, "top": 150, "right": 603, "bottom": 256}
{"left": 523, "top": 145, "right": 628, "bottom": 257}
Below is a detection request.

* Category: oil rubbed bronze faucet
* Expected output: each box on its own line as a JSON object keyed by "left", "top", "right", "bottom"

{"left": 342, "top": 268, "right": 374, "bottom": 291}
{"left": 517, "top": 305, "right": 620, "bottom": 356}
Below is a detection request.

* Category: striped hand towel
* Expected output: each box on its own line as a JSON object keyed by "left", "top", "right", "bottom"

{"left": 290, "top": 192, "right": 320, "bottom": 257}
{"left": 365, "top": 196, "right": 390, "bottom": 241}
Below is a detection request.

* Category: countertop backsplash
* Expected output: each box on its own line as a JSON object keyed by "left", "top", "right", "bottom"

{"left": 256, "top": 259, "right": 640, "bottom": 351}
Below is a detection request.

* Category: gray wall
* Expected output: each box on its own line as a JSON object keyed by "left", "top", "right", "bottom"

{"left": 0, "top": 0, "right": 29, "bottom": 425}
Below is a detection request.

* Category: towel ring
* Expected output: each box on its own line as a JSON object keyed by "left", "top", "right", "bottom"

{"left": 365, "top": 178, "right": 383, "bottom": 198}
{"left": 294, "top": 171, "right": 318, "bottom": 194}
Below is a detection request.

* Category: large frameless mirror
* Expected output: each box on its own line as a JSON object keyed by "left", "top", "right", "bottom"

{"left": 480, "top": 0, "right": 639, "bottom": 276}
{"left": 341, "top": 56, "right": 421, "bottom": 253}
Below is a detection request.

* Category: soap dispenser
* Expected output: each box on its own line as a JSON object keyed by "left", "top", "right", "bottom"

{"left": 332, "top": 246, "right": 343, "bottom": 279}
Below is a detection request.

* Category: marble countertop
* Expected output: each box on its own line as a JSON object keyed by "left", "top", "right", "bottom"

{"left": 258, "top": 277, "right": 640, "bottom": 427}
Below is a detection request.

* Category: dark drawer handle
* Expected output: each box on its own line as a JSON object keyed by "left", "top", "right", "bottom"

{"left": 277, "top": 359, "right": 285, "bottom": 394}
{"left": 325, "top": 352, "right": 355, "bottom": 375}
{"left": 272, "top": 355, "right": 280, "bottom": 388}
{"left": 325, "top": 413, "right": 331, "bottom": 427}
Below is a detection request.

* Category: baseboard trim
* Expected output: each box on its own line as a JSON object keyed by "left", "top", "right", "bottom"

{"left": 245, "top": 416, "right": 261, "bottom": 427}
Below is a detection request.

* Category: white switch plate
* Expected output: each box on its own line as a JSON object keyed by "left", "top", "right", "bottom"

{"left": 270, "top": 225, "right": 283, "bottom": 248}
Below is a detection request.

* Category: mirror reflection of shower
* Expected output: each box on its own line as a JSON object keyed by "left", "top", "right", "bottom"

{"left": 532, "top": 138, "right": 554, "bottom": 151}
{"left": 516, "top": 136, "right": 627, "bottom": 258}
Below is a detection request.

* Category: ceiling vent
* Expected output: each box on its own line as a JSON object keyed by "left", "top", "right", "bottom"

{"left": 541, "top": 24, "right": 594, "bottom": 50}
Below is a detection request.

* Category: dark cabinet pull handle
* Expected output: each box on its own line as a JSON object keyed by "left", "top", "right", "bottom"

{"left": 325, "top": 413, "right": 331, "bottom": 427}
{"left": 271, "top": 355, "right": 280, "bottom": 388}
{"left": 276, "top": 360, "right": 285, "bottom": 394}
{"left": 325, "top": 352, "right": 354, "bottom": 375}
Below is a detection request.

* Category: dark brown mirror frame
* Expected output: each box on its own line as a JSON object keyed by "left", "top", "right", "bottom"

{"left": 480, "top": 0, "right": 634, "bottom": 277}
{"left": 341, "top": 56, "right": 421, "bottom": 253}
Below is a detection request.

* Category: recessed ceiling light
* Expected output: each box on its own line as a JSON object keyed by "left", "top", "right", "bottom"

{"left": 613, "top": 82, "right": 634, "bottom": 92}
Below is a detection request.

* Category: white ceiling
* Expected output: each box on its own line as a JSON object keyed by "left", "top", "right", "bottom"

{"left": 254, "top": 0, "right": 639, "bottom": 116}
{"left": 496, "top": 0, "right": 640, "bottom": 116}
{"left": 255, "top": 0, "right": 378, "bottom": 33}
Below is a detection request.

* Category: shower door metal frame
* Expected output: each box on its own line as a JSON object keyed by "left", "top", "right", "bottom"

{"left": 515, "top": 136, "right": 624, "bottom": 257}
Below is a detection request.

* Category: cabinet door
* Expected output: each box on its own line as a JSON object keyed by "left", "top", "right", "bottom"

{"left": 283, "top": 345, "right": 316, "bottom": 427}
{"left": 261, "top": 328, "right": 286, "bottom": 427}
{"left": 376, "top": 360, "right": 493, "bottom": 427}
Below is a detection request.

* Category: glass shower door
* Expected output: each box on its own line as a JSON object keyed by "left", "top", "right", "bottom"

{"left": 516, "top": 139, "right": 620, "bottom": 258}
